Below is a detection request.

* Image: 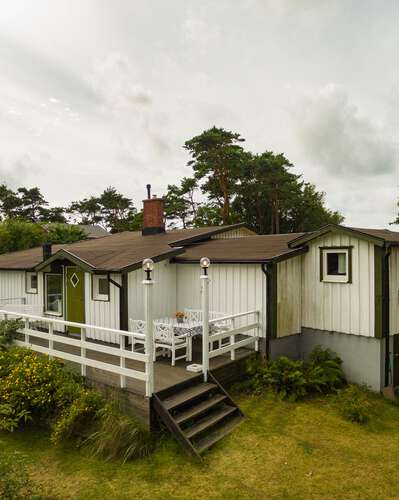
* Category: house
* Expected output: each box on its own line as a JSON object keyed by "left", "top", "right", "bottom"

{"left": 0, "top": 187, "right": 399, "bottom": 454}
{"left": 0, "top": 191, "right": 398, "bottom": 392}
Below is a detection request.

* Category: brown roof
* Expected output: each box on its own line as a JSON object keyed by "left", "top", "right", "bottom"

{"left": 174, "top": 233, "right": 306, "bottom": 263}
{"left": 348, "top": 227, "right": 399, "bottom": 243}
{"left": 0, "top": 224, "right": 246, "bottom": 272}
{"left": 288, "top": 224, "right": 399, "bottom": 248}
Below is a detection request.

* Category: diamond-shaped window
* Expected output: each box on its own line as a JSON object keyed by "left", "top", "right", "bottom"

{"left": 70, "top": 273, "right": 79, "bottom": 288}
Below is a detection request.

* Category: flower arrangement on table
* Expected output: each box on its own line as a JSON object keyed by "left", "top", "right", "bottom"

{"left": 175, "top": 311, "right": 185, "bottom": 323}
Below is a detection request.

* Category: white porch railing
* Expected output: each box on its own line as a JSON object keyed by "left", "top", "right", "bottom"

{"left": 0, "top": 310, "right": 154, "bottom": 397}
{"left": 200, "top": 267, "right": 260, "bottom": 382}
{"left": 208, "top": 310, "right": 260, "bottom": 360}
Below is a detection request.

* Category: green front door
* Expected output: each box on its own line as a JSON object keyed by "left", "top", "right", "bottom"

{"left": 65, "top": 267, "right": 85, "bottom": 334}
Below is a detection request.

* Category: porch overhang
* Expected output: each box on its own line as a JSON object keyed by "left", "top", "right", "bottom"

{"left": 34, "top": 249, "right": 96, "bottom": 273}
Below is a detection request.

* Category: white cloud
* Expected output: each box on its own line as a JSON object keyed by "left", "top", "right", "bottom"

{"left": 294, "top": 84, "right": 398, "bottom": 177}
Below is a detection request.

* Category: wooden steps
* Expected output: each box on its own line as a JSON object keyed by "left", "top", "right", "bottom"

{"left": 196, "top": 416, "right": 242, "bottom": 454}
{"left": 163, "top": 383, "right": 217, "bottom": 410}
{"left": 152, "top": 372, "right": 243, "bottom": 458}
{"left": 175, "top": 394, "right": 227, "bottom": 424}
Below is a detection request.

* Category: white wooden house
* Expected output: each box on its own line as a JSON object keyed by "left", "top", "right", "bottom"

{"left": 1, "top": 193, "right": 399, "bottom": 393}
{"left": 1, "top": 189, "right": 399, "bottom": 454}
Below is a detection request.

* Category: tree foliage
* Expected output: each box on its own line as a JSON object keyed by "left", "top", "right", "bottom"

{"left": 45, "top": 224, "right": 88, "bottom": 244}
{"left": 165, "top": 126, "right": 344, "bottom": 232}
{"left": 0, "top": 220, "right": 88, "bottom": 254}
{"left": 0, "top": 184, "right": 66, "bottom": 223}
{"left": 184, "top": 126, "right": 247, "bottom": 224}
{"left": 68, "top": 187, "right": 142, "bottom": 233}
{"left": 0, "top": 219, "right": 45, "bottom": 254}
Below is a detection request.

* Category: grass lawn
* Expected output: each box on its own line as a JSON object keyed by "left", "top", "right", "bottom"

{"left": 2, "top": 391, "right": 399, "bottom": 499}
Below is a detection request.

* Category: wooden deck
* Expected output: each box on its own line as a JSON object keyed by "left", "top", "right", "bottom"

{"left": 27, "top": 334, "right": 255, "bottom": 427}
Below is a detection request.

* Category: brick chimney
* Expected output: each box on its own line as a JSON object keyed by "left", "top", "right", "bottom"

{"left": 142, "top": 184, "right": 165, "bottom": 235}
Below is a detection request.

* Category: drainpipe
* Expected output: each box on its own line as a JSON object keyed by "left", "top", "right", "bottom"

{"left": 109, "top": 273, "right": 128, "bottom": 333}
{"left": 262, "top": 262, "right": 272, "bottom": 360}
{"left": 383, "top": 245, "right": 391, "bottom": 386}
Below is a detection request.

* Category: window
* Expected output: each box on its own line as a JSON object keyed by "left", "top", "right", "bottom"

{"left": 92, "top": 274, "right": 109, "bottom": 301}
{"left": 26, "top": 272, "right": 38, "bottom": 294}
{"left": 45, "top": 274, "right": 63, "bottom": 315}
{"left": 321, "top": 248, "right": 351, "bottom": 283}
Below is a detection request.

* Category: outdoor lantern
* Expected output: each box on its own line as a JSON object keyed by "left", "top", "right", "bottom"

{"left": 200, "top": 256, "right": 210, "bottom": 275}
{"left": 143, "top": 258, "right": 154, "bottom": 280}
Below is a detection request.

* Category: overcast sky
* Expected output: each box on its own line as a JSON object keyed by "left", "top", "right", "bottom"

{"left": 1, "top": 0, "right": 399, "bottom": 227}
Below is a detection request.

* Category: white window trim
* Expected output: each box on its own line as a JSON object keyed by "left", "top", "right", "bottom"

{"left": 322, "top": 248, "right": 349, "bottom": 283}
{"left": 92, "top": 274, "right": 109, "bottom": 302}
{"left": 44, "top": 273, "right": 63, "bottom": 316}
{"left": 26, "top": 271, "right": 38, "bottom": 294}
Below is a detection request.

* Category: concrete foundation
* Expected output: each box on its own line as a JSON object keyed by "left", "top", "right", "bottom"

{"left": 270, "top": 327, "right": 385, "bottom": 391}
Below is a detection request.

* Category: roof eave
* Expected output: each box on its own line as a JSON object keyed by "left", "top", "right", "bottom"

{"left": 173, "top": 246, "right": 309, "bottom": 265}
{"left": 288, "top": 224, "right": 385, "bottom": 248}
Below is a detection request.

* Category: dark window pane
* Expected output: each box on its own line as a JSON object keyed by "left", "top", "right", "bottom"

{"left": 98, "top": 278, "right": 108, "bottom": 296}
{"left": 30, "top": 274, "right": 38, "bottom": 290}
{"left": 46, "top": 274, "right": 63, "bottom": 314}
{"left": 327, "top": 252, "right": 346, "bottom": 276}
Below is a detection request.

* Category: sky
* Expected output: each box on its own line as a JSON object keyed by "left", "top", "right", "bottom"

{"left": 1, "top": 0, "right": 399, "bottom": 228}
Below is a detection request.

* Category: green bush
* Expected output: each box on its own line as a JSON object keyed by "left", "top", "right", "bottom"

{"left": 0, "top": 348, "right": 69, "bottom": 430}
{"left": 248, "top": 356, "right": 308, "bottom": 401}
{"left": 306, "top": 346, "right": 346, "bottom": 394}
{"left": 51, "top": 389, "right": 104, "bottom": 444}
{"left": 0, "top": 452, "right": 37, "bottom": 499}
{"left": 0, "top": 346, "right": 156, "bottom": 462}
{"left": 0, "top": 319, "right": 22, "bottom": 351}
{"left": 83, "top": 405, "right": 155, "bottom": 462}
{"left": 335, "top": 384, "right": 373, "bottom": 424}
{"left": 245, "top": 347, "right": 346, "bottom": 401}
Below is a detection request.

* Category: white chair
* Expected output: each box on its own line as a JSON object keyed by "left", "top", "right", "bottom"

{"left": 184, "top": 308, "right": 203, "bottom": 323}
{"left": 129, "top": 319, "right": 146, "bottom": 352}
{"left": 153, "top": 322, "right": 189, "bottom": 366}
{"left": 184, "top": 308, "right": 232, "bottom": 348}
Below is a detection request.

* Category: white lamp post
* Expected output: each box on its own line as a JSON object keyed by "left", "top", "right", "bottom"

{"left": 200, "top": 257, "right": 210, "bottom": 382}
{"left": 142, "top": 258, "right": 154, "bottom": 396}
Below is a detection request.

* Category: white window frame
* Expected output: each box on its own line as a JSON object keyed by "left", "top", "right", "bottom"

{"left": 322, "top": 248, "right": 350, "bottom": 283}
{"left": 26, "top": 271, "right": 38, "bottom": 294}
{"left": 92, "top": 274, "right": 109, "bottom": 302}
{"left": 44, "top": 273, "right": 64, "bottom": 316}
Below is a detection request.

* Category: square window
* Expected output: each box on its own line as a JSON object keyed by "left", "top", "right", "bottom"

{"left": 26, "top": 272, "right": 38, "bottom": 293}
{"left": 92, "top": 275, "right": 109, "bottom": 301}
{"left": 321, "top": 248, "right": 351, "bottom": 283}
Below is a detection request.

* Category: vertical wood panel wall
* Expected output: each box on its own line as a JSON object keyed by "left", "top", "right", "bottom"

{"left": 277, "top": 256, "right": 302, "bottom": 337}
{"left": 389, "top": 247, "right": 399, "bottom": 334}
{"left": 301, "top": 233, "right": 375, "bottom": 337}
{"left": 176, "top": 264, "right": 266, "bottom": 337}
{"left": 85, "top": 272, "right": 121, "bottom": 343}
{"left": 0, "top": 270, "right": 44, "bottom": 313}
{"left": 127, "top": 260, "right": 177, "bottom": 325}
{"left": 211, "top": 227, "right": 255, "bottom": 239}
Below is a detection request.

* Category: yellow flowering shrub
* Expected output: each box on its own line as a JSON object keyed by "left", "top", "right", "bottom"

{"left": 0, "top": 347, "right": 95, "bottom": 432}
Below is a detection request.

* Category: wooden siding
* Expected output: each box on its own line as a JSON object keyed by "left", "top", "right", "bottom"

{"left": 211, "top": 227, "right": 255, "bottom": 239}
{"left": 0, "top": 270, "right": 43, "bottom": 314}
{"left": 128, "top": 260, "right": 177, "bottom": 324}
{"left": 85, "top": 272, "right": 121, "bottom": 343}
{"left": 389, "top": 247, "right": 399, "bottom": 335}
{"left": 301, "top": 233, "right": 375, "bottom": 337}
{"left": 277, "top": 256, "right": 302, "bottom": 337}
{"left": 176, "top": 264, "right": 266, "bottom": 337}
